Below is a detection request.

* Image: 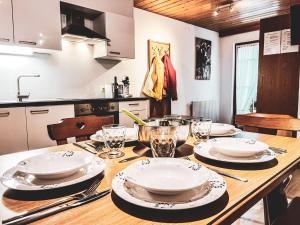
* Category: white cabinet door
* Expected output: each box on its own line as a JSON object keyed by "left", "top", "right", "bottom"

{"left": 0, "top": 0, "right": 14, "bottom": 44}
{"left": 0, "top": 108, "right": 28, "bottom": 155}
{"left": 26, "top": 105, "right": 74, "bottom": 150}
{"left": 119, "top": 100, "right": 149, "bottom": 127}
{"left": 12, "top": 0, "right": 62, "bottom": 50}
{"left": 105, "top": 12, "right": 135, "bottom": 59}
{"left": 119, "top": 109, "right": 148, "bottom": 127}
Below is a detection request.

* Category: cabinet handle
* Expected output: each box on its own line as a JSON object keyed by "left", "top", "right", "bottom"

{"left": 133, "top": 113, "right": 140, "bottom": 116}
{"left": 0, "top": 112, "right": 10, "bottom": 117}
{"left": 109, "top": 51, "right": 120, "bottom": 55}
{"left": 30, "top": 109, "right": 49, "bottom": 115}
{"left": 129, "top": 103, "right": 140, "bottom": 106}
{"left": 0, "top": 38, "right": 10, "bottom": 42}
{"left": 19, "top": 41, "right": 37, "bottom": 45}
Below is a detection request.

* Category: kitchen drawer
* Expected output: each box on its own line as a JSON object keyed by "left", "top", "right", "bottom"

{"left": 26, "top": 105, "right": 74, "bottom": 150}
{"left": 119, "top": 109, "right": 148, "bottom": 127}
{"left": 119, "top": 100, "right": 149, "bottom": 111}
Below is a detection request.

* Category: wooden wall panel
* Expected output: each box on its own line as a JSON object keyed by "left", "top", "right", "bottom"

{"left": 257, "top": 14, "right": 300, "bottom": 117}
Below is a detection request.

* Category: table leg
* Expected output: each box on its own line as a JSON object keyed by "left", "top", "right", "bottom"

{"left": 263, "top": 183, "right": 288, "bottom": 225}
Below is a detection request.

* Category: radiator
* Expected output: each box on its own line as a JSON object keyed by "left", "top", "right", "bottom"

{"left": 191, "top": 100, "right": 218, "bottom": 122}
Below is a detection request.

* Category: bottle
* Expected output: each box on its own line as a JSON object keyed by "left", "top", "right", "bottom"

{"left": 113, "top": 76, "right": 119, "bottom": 98}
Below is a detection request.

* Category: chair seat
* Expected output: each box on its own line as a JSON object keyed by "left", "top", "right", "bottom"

{"left": 273, "top": 197, "right": 300, "bottom": 225}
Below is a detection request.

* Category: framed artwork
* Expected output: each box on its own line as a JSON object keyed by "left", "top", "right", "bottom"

{"left": 148, "top": 40, "right": 171, "bottom": 69}
{"left": 195, "top": 37, "right": 211, "bottom": 80}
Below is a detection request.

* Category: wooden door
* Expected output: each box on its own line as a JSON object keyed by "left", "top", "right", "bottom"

{"left": 257, "top": 15, "right": 300, "bottom": 117}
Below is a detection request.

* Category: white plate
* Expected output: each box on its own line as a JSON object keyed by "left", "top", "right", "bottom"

{"left": 90, "top": 127, "right": 138, "bottom": 143}
{"left": 194, "top": 143, "right": 276, "bottom": 164}
{"left": 1, "top": 155, "right": 106, "bottom": 191}
{"left": 16, "top": 151, "right": 93, "bottom": 180}
{"left": 209, "top": 138, "right": 269, "bottom": 157}
{"left": 124, "top": 158, "right": 210, "bottom": 195}
{"left": 210, "top": 123, "right": 235, "bottom": 135}
{"left": 210, "top": 128, "right": 241, "bottom": 137}
{"left": 112, "top": 159, "right": 227, "bottom": 210}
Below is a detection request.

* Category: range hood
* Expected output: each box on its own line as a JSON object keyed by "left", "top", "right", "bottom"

{"left": 61, "top": 2, "right": 110, "bottom": 44}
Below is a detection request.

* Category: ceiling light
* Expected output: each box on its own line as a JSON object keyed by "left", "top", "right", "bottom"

{"left": 0, "top": 45, "right": 33, "bottom": 56}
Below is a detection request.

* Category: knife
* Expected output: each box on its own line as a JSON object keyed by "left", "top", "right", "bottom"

{"left": 208, "top": 167, "right": 248, "bottom": 182}
{"left": 73, "top": 143, "right": 97, "bottom": 154}
{"left": 269, "top": 146, "right": 287, "bottom": 154}
{"left": 119, "top": 155, "right": 142, "bottom": 163}
{"left": 4, "top": 189, "right": 111, "bottom": 225}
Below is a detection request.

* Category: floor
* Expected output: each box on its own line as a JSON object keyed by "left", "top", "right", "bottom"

{"left": 232, "top": 200, "right": 264, "bottom": 225}
{"left": 231, "top": 168, "right": 300, "bottom": 225}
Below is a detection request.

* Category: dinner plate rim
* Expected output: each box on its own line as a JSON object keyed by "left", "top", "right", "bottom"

{"left": 17, "top": 151, "right": 93, "bottom": 177}
{"left": 208, "top": 137, "right": 269, "bottom": 157}
{"left": 112, "top": 158, "right": 227, "bottom": 210}
{"left": 210, "top": 128, "right": 242, "bottom": 137}
{"left": 90, "top": 127, "right": 138, "bottom": 143}
{"left": 0, "top": 156, "right": 106, "bottom": 191}
{"left": 210, "top": 123, "right": 235, "bottom": 135}
{"left": 124, "top": 158, "right": 210, "bottom": 194}
{"left": 194, "top": 143, "right": 276, "bottom": 164}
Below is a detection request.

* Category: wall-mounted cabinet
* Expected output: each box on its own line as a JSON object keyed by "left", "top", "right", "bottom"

{"left": 0, "top": 0, "right": 14, "bottom": 45}
{"left": 63, "top": 0, "right": 133, "bottom": 18}
{"left": 13, "top": 0, "right": 62, "bottom": 50}
{"left": 94, "top": 12, "right": 135, "bottom": 60}
{"left": 0, "top": 0, "right": 61, "bottom": 50}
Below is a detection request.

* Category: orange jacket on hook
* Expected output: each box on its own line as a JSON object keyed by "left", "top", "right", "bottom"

{"left": 142, "top": 55, "right": 165, "bottom": 100}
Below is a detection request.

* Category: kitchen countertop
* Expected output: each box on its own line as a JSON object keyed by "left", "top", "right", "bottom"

{"left": 0, "top": 97, "right": 149, "bottom": 108}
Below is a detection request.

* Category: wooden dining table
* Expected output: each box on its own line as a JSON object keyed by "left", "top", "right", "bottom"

{"left": 1, "top": 132, "right": 300, "bottom": 225}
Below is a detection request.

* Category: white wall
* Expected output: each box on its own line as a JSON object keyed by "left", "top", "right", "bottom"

{"left": 0, "top": 8, "right": 220, "bottom": 117}
{"left": 219, "top": 31, "right": 260, "bottom": 123}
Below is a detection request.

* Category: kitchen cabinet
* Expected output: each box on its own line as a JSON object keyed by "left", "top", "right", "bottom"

{"left": 0, "top": 108, "right": 28, "bottom": 155}
{"left": 94, "top": 12, "right": 135, "bottom": 60}
{"left": 119, "top": 100, "right": 149, "bottom": 127}
{"left": 64, "top": 0, "right": 133, "bottom": 17}
{"left": 0, "top": 0, "right": 14, "bottom": 45}
{"left": 12, "top": 0, "right": 62, "bottom": 50}
{"left": 26, "top": 105, "right": 74, "bottom": 150}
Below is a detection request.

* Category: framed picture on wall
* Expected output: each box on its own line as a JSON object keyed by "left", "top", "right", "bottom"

{"left": 195, "top": 37, "right": 211, "bottom": 80}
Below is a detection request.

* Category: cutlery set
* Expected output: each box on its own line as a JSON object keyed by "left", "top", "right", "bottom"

{"left": 3, "top": 177, "right": 110, "bottom": 225}
{"left": 1, "top": 123, "right": 288, "bottom": 224}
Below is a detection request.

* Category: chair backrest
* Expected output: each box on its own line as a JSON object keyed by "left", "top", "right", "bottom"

{"left": 48, "top": 115, "right": 114, "bottom": 145}
{"left": 235, "top": 113, "right": 300, "bottom": 137}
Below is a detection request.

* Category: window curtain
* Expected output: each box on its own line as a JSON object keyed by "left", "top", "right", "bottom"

{"left": 236, "top": 43, "right": 259, "bottom": 114}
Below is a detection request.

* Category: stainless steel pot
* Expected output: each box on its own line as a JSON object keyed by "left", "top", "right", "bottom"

{"left": 135, "top": 118, "right": 190, "bottom": 147}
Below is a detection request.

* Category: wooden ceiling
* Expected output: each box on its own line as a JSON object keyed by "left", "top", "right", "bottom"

{"left": 134, "top": 0, "right": 300, "bottom": 36}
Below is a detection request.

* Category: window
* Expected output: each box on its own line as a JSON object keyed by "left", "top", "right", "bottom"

{"left": 234, "top": 41, "right": 259, "bottom": 115}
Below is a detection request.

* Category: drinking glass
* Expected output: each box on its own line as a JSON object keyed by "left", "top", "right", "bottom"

{"left": 150, "top": 126, "right": 177, "bottom": 157}
{"left": 191, "top": 118, "right": 212, "bottom": 144}
{"left": 102, "top": 124, "right": 126, "bottom": 159}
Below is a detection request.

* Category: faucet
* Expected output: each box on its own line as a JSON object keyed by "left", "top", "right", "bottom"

{"left": 17, "top": 75, "right": 40, "bottom": 102}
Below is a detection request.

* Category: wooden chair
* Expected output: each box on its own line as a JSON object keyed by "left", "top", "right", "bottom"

{"left": 235, "top": 113, "right": 300, "bottom": 137}
{"left": 47, "top": 115, "right": 114, "bottom": 145}
{"left": 235, "top": 113, "right": 300, "bottom": 225}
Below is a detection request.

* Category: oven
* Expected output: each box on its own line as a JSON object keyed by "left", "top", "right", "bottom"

{"left": 74, "top": 102, "right": 119, "bottom": 123}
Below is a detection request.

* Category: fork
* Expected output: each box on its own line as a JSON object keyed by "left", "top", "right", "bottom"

{"left": 3, "top": 176, "right": 102, "bottom": 224}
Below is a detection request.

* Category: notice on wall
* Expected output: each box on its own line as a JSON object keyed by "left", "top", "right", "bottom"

{"left": 281, "top": 29, "right": 299, "bottom": 53}
{"left": 264, "top": 31, "right": 281, "bottom": 55}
